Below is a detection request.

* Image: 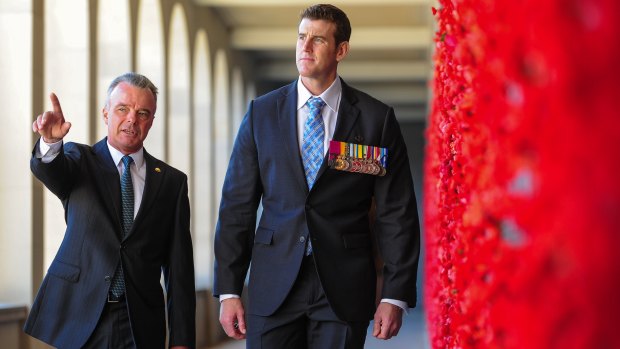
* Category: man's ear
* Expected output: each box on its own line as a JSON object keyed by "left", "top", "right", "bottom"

{"left": 102, "top": 107, "right": 109, "bottom": 125}
{"left": 336, "top": 41, "right": 350, "bottom": 62}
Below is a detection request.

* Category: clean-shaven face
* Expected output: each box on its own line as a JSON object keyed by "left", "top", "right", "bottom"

{"left": 103, "top": 82, "right": 156, "bottom": 155}
{"left": 296, "top": 18, "right": 348, "bottom": 83}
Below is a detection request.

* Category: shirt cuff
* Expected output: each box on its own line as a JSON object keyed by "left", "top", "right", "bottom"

{"left": 37, "top": 138, "right": 63, "bottom": 163}
{"left": 219, "top": 294, "right": 240, "bottom": 303}
{"left": 380, "top": 298, "right": 409, "bottom": 315}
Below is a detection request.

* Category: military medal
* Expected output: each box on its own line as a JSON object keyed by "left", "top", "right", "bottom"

{"left": 350, "top": 159, "right": 361, "bottom": 172}
{"left": 328, "top": 140, "right": 387, "bottom": 176}
{"left": 334, "top": 157, "right": 345, "bottom": 170}
{"left": 362, "top": 159, "right": 374, "bottom": 175}
{"left": 371, "top": 161, "right": 381, "bottom": 175}
{"left": 334, "top": 155, "right": 350, "bottom": 171}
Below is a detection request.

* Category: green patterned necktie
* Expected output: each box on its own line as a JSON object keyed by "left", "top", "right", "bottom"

{"left": 109, "top": 155, "right": 134, "bottom": 298}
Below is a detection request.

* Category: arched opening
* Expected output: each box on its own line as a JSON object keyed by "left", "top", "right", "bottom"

{"left": 167, "top": 3, "right": 191, "bottom": 173}
{"left": 136, "top": 0, "right": 166, "bottom": 159}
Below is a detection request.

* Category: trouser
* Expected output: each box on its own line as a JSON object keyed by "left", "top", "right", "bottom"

{"left": 82, "top": 295, "right": 136, "bottom": 349}
{"left": 246, "top": 256, "right": 369, "bottom": 349}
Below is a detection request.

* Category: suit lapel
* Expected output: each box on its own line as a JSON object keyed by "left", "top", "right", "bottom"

{"left": 332, "top": 80, "right": 360, "bottom": 141}
{"left": 127, "top": 149, "right": 164, "bottom": 239}
{"left": 314, "top": 79, "right": 360, "bottom": 182}
{"left": 277, "top": 81, "right": 310, "bottom": 193}
{"left": 92, "top": 139, "right": 123, "bottom": 234}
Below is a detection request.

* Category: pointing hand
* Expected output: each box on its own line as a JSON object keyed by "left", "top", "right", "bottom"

{"left": 32, "top": 92, "right": 71, "bottom": 143}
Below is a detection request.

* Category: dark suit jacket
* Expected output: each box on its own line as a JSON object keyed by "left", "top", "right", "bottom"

{"left": 214, "top": 79, "right": 420, "bottom": 322}
{"left": 25, "top": 138, "right": 196, "bottom": 348}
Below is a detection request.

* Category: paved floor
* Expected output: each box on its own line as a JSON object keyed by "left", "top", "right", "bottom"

{"left": 208, "top": 309, "right": 429, "bottom": 349}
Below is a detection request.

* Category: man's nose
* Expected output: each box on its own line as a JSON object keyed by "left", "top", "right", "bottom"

{"left": 302, "top": 38, "right": 312, "bottom": 51}
{"left": 126, "top": 111, "right": 136, "bottom": 122}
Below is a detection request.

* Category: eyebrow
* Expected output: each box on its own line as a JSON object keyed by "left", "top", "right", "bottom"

{"left": 299, "top": 32, "right": 327, "bottom": 41}
{"left": 115, "top": 103, "right": 153, "bottom": 113}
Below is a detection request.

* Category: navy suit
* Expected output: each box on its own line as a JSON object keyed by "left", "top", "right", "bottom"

{"left": 214, "top": 79, "right": 420, "bottom": 324}
{"left": 25, "top": 138, "right": 196, "bottom": 348}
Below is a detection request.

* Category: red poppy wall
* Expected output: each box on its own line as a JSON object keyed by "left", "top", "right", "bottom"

{"left": 424, "top": 1, "right": 620, "bottom": 348}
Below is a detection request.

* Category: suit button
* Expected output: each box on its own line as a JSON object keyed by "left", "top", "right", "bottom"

{"left": 105, "top": 275, "right": 111, "bottom": 282}
{"left": 299, "top": 236, "right": 306, "bottom": 243}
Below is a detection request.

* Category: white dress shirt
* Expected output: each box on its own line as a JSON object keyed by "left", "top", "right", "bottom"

{"left": 106, "top": 143, "right": 146, "bottom": 218}
{"left": 296, "top": 76, "right": 341, "bottom": 156}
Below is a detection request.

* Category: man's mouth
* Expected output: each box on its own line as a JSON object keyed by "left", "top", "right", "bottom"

{"left": 121, "top": 129, "right": 137, "bottom": 136}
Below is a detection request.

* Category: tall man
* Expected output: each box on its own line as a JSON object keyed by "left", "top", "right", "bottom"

{"left": 26, "top": 72, "right": 196, "bottom": 348}
{"left": 214, "top": 4, "right": 420, "bottom": 348}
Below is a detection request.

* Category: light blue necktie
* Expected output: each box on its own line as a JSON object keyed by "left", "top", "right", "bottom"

{"left": 302, "top": 97, "right": 326, "bottom": 189}
{"left": 109, "top": 155, "right": 134, "bottom": 299}
{"left": 301, "top": 97, "right": 325, "bottom": 255}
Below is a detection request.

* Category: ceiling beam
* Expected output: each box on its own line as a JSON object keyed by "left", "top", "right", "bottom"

{"left": 257, "top": 61, "right": 431, "bottom": 82}
{"left": 231, "top": 27, "right": 432, "bottom": 50}
{"left": 394, "top": 105, "right": 428, "bottom": 121}
{"left": 340, "top": 62, "right": 431, "bottom": 82}
{"left": 355, "top": 83, "right": 428, "bottom": 105}
{"left": 196, "top": 0, "right": 429, "bottom": 6}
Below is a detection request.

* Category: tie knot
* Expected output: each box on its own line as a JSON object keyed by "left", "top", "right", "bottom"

{"left": 122, "top": 155, "right": 133, "bottom": 168}
{"left": 307, "top": 97, "right": 325, "bottom": 115}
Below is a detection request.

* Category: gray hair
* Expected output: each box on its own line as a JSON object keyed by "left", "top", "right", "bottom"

{"left": 105, "top": 72, "right": 158, "bottom": 108}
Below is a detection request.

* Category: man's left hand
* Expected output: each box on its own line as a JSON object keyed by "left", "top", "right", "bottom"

{"left": 372, "top": 302, "right": 403, "bottom": 340}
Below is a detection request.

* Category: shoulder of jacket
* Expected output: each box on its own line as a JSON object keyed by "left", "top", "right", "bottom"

{"left": 148, "top": 156, "right": 187, "bottom": 180}
{"left": 344, "top": 84, "right": 390, "bottom": 110}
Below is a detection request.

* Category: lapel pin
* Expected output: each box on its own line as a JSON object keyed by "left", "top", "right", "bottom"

{"left": 155, "top": 167, "right": 161, "bottom": 173}
{"left": 354, "top": 135, "right": 364, "bottom": 143}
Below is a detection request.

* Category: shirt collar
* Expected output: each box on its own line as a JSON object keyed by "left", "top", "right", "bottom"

{"left": 107, "top": 142, "right": 145, "bottom": 169}
{"left": 297, "top": 76, "right": 342, "bottom": 114}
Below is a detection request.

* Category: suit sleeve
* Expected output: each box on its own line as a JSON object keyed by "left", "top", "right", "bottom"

{"left": 213, "top": 100, "right": 263, "bottom": 297}
{"left": 31, "top": 140, "right": 79, "bottom": 201}
{"left": 164, "top": 176, "right": 196, "bottom": 347}
{"left": 373, "top": 107, "right": 421, "bottom": 308}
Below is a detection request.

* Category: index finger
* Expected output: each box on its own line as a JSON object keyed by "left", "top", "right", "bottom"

{"left": 49, "top": 92, "right": 64, "bottom": 116}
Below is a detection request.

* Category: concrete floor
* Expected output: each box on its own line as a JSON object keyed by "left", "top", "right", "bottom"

{"left": 208, "top": 309, "right": 429, "bottom": 349}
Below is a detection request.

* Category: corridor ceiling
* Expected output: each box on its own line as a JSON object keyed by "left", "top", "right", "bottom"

{"left": 194, "top": 0, "right": 435, "bottom": 121}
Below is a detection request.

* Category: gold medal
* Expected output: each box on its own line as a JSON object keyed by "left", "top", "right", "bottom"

{"left": 341, "top": 156, "right": 351, "bottom": 171}
{"left": 334, "top": 156, "right": 346, "bottom": 170}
